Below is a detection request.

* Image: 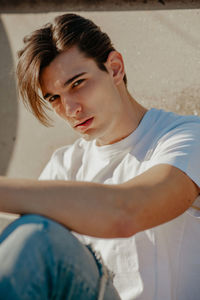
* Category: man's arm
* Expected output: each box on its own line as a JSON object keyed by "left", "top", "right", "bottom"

{"left": 0, "top": 164, "right": 199, "bottom": 238}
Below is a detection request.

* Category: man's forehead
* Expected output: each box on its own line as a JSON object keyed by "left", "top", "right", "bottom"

{"left": 52, "top": 47, "right": 91, "bottom": 68}
{"left": 45, "top": 50, "right": 94, "bottom": 78}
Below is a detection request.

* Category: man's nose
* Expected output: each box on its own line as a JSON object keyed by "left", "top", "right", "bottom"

{"left": 62, "top": 96, "right": 82, "bottom": 117}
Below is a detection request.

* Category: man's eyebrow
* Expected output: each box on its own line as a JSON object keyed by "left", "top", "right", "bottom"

{"left": 64, "top": 72, "right": 87, "bottom": 86}
{"left": 43, "top": 72, "right": 87, "bottom": 100}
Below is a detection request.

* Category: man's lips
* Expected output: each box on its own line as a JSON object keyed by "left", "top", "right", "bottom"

{"left": 74, "top": 117, "right": 94, "bottom": 131}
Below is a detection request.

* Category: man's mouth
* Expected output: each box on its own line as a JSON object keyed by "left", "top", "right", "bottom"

{"left": 74, "top": 117, "right": 94, "bottom": 131}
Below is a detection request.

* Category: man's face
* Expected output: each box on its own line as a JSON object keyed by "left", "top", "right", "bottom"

{"left": 40, "top": 46, "right": 124, "bottom": 146}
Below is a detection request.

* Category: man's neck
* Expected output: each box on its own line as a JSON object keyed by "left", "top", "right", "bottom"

{"left": 96, "top": 88, "right": 148, "bottom": 146}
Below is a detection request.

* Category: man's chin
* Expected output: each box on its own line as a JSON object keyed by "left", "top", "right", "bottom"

{"left": 82, "top": 133, "right": 94, "bottom": 142}
{"left": 79, "top": 128, "right": 104, "bottom": 143}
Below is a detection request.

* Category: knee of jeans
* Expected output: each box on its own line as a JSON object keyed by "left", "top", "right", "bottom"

{"left": 0, "top": 214, "right": 71, "bottom": 248}
{"left": 18, "top": 214, "right": 72, "bottom": 241}
{"left": 18, "top": 214, "right": 65, "bottom": 230}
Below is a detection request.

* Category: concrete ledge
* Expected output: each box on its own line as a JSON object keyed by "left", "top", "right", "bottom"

{"left": 0, "top": 0, "right": 200, "bottom": 13}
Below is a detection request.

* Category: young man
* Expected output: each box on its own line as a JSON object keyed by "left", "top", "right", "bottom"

{"left": 0, "top": 13, "right": 200, "bottom": 300}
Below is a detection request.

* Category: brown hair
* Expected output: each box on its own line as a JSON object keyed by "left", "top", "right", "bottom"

{"left": 17, "top": 13, "right": 127, "bottom": 126}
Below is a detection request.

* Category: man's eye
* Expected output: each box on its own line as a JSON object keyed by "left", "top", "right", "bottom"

{"left": 49, "top": 95, "right": 59, "bottom": 102}
{"left": 72, "top": 79, "right": 85, "bottom": 88}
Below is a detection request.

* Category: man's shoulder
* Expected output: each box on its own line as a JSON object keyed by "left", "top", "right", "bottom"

{"left": 39, "top": 138, "right": 91, "bottom": 180}
{"left": 150, "top": 107, "right": 200, "bottom": 124}
{"left": 149, "top": 108, "right": 200, "bottom": 137}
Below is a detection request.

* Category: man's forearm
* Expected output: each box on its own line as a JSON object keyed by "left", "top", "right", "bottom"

{"left": 0, "top": 178, "right": 131, "bottom": 238}
{"left": 1, "top": 165, "right": 198, "bottom": 239}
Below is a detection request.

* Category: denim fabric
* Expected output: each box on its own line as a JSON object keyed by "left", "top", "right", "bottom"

{"left": 0, "top": 214, "right": 121, "bottom": 300}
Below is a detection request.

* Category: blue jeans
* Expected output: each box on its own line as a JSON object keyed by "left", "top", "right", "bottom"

{"left": 0, "top": 214, "right": 121, "bottom": 300}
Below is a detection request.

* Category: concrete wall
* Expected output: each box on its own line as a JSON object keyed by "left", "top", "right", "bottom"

{"left": 0, "top": 3, "right": 200, "bottom": 229}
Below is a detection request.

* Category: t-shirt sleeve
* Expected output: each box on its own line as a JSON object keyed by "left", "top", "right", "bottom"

{"left": 38, "top": 151, "right": 60, "bottom": 180}
{"left": 150, "top": 122, "right": 200, "bottom": 188}
{"left": 38, "top": 157, "right": 55, "bottom": 180}
{"left": 38, "top": 145, "right": 72, "bottom": 180}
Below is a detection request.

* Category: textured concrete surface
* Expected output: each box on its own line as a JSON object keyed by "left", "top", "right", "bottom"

{"left": 0, "top": 0, "right": 200, "bottom": 12}
{"left": 0, "top": 6, "right": 200, "bottom": 230}
{"left": 0, "top": 20, "right": 18, "bottom": 176}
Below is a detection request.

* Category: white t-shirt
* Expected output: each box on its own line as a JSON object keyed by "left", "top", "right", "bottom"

{"left": 39, "top": 108, "right": 200, "bottom": 300}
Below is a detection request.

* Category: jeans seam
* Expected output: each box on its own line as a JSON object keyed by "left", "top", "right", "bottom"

{"left": 51, "top": 264, "right": 98, "bottom": 300}
{"left": 86, "top": 243, "right": 115, "bottom": 300}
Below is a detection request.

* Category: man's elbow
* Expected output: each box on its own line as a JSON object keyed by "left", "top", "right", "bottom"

{"left": 107, "top": 185, "right": 140, "bottom": 238}
{"left": 112, "top": 206, "right": 139, "bottom": 238}
{"left": 110, "top": 213, "right": 138, "bottom": 238}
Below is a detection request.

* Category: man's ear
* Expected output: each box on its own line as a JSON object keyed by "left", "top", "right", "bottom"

{"left": 105, "top": 51, "right": 125, "bottom": 85}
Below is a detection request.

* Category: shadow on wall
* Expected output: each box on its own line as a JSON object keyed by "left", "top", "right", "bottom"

{"left": 0, "top": 17, "right": 18, "bottom": 175}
